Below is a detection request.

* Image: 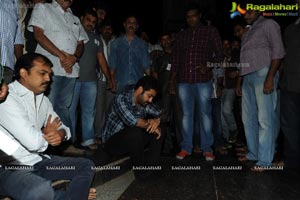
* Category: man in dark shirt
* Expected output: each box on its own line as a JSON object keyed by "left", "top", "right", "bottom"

{"left": 170, "top": 4, "right": 223, "bottom": 161}
{"left": 280, "top": 15, "right": 300, "bottom": 169}
{"left": 102, "top": 76, "right": 162, "bottom": 178}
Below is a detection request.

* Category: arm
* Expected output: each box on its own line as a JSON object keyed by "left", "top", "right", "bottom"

{"left": 0, "top": 82, "right": 8, "bottom": 101}
{"left": 264, "top": 21, "right": 285, "bottom": 94}
{"left": 33, "top": 26, "right": 65, "bottom": 60}
{"left": 0, "top": 97, "right": 48, "bottom": 151}
{"left": 97, "top": 52, "right": 113, "bottom": 90}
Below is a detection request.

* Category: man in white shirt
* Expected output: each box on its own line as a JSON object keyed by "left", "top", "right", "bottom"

{"left": 28, "top": 0, "right": 89, "bottom": 129}
{"left": 0, "top": 53, "right": 95, "bottom": 200}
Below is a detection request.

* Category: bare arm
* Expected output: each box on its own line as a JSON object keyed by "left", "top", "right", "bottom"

{"left": 14, "top": 44, "right": 24, "bottom": 59}
{"left": 33, "top": 26, "right": 65, "bottom": 59}
{"left": 97, "top": 52, "right": 113, "bottom": 90}
{"left": 264, "top": 59, "right": 281, "bottom": 94}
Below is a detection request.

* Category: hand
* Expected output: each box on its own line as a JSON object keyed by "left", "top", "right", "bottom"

{"left": 106, "top": 79, "right": 113, "bottom": 90}
{"left": 216, "top": 87, "right": 222, "bottom": 97}
{"left": 169, "top": 82, "right": 176, "bottom": 95}
{"left": 42, "top": 115, "right": 62, "bottom": 134}
{"left": 110, "top": 79, "right": 116, "bottom": 93}
{"left": 146, "top": 118, "right": 160, "bottom": 133}
{"left": 263, "top": 76, "right": 274, "bottom": 94}
{"left": 42, "top": 115, "right": 63, "bottom": 146}
{"left": 154, "top": 127, "right": 161, "bottom": 140}
{"left": 43, "top": 130, "right": 63, "bottom": 146}
{"left": 228, "top": 71, "right": 238, "bottom": 79}
{"left": 235, "top": 77, "right": 242, "bottom": 97}
{"left": 0, "top": 82, "right": 8, "bottom": 101}
{"left": 60, "top": 51, "right": 76, "bottom": 74}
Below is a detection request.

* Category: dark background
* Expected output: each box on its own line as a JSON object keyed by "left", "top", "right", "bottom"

{"left": 72, "top": 0, "right": 298, "bottom": 43}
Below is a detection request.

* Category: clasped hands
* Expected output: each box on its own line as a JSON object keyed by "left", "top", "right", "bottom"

{"left": 42, "top": 115, "right": 65, "bottom": 146}
{"left": 59, "top": 51, "right": 77, "bottom": 74}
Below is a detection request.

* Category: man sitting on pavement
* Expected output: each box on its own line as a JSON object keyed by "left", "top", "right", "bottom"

{"left": 102, "top": 76, "right": 163, "bottom": 179}
{"left": 0, "top": 53, "right": 96, "bottom": 200}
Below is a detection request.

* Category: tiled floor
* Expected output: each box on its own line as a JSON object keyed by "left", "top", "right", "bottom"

{"left": 119, "top": 155, "right": 300, "bottom": 200}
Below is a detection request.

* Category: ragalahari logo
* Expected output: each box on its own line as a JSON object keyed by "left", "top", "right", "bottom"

{"left": 230, "top": 2, "right": 246, "bottom": 19}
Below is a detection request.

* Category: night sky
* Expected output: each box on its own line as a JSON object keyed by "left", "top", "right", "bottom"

{"left": 72, "top": 0, "right": 298, "bottom": 43}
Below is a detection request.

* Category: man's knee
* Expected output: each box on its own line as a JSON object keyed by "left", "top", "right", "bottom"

{"left": 76, "top": 158, "right": 95, "bottom": 176}
{"left": 23, "top": 181, "right": 54, "bottom": 200}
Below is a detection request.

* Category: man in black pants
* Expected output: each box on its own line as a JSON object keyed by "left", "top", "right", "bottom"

{"left": 102, "top": 76, "right": 163, "bottom": 179}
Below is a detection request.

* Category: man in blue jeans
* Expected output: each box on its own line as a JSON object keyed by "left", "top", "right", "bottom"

{"left": 28, "top": 0, "right": 89, "bottom": 129}
{"left": 109, "top": 14, "right": 150, "bottom": 93}
{"left": 69, "top": 9, "right": 112, "bottom": 150}
{"left": 237, "top": 3, "right": 284, "bottom": 170}
{"left": 170, "top": 3, "right": 223, "bottom": 161}
{"left": 0, "top": 54, "right": 95, "bottom": 200}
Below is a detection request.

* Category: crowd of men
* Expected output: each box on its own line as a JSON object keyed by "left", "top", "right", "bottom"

{"left": 1, "top": 0, "right": 300, "bottom": 199}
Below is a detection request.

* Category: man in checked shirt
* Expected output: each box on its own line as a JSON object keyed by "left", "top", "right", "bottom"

{"left": 170, "top": 3, "right": 223, "bottom": 161}
{"left": 102, "top": 76, "right": 163, "bottom": 180}
{"left": 237, "top": 1, "right": 284, "bottom": 171}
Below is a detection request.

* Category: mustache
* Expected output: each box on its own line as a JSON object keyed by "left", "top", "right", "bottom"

{"left": 42, "top": 82, "right": 50, "bottom": 86}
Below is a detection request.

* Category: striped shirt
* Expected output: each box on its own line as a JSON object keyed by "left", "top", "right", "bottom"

{"left": 240, "top": 16, "right": 285, "bottom": 76}
{"left": 0, "top": 0, "right": 24, "bottom": 70}
{"left": 102, "top": 89, "right": 161, "bottom": 142}
{"left": 171, "top": 25, "right": 223, "bottom": 83}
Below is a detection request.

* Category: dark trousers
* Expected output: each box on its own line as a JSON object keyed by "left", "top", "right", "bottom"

{"left": 280, "top": 89, "right": 300, "bottom": 168}
{"left": 104, "top": 127, "right": 163, "bottom": 167}
{"left": 0, "top": 156, "right": 95, "bottom": 200}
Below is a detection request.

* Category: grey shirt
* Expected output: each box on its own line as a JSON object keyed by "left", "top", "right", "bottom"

{"left": 240, "top": 16, "right": 285, "bottom": 76}
{"left": 78, "top": 32, "right": 103, "bottom": 82}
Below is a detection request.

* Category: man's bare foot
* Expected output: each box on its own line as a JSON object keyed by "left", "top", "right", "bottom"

{"left": 88, "top": 188, "right": 97, "bottom": 200}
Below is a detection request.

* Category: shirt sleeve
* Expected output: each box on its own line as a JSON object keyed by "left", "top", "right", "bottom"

{"left": 145, "top": 103, "right": 162, "bottom": 117}
{"left": 14, "top": 10, "right": 24, "bottom": 45}
{"left": 141, "top": 40, "right": 150, "bottom": 71}
{"left": 44, "top": 97, "right": 71, "bottom": 140}
{"left": 113, "top": 94, "right": 138, "bottom": 126}
{"left": 265, "top": 20, "right": 285, "bottom": 60}
{"left": 97, "top": 36, "right": 104, "bottom": 53}
{"left": 77, "top": 18, "right": 89, "bottom": 44}
{"left": 0, "top": 95, "right": 48, "bottom": 152}
{"left": 171, "top": 32, "right": 181, "bottom": 74}
{"left": 210, "top": 27, "right": 224, "bottom": 63}
{"left": 109, "top": 40, "right": 117, "bottom": 70}
{"left": 27, "top": 3, "right": 46, "bottom": 32}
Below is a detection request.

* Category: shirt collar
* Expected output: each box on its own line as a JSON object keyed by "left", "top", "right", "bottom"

{"left": 251, "top": 16, "right": 264, "bottom": 29}
{"left": 53, "top": 0, "right": 71, "bottom": 15}
{"left": 10, "top": 81, "right": 44, "bottom": 99}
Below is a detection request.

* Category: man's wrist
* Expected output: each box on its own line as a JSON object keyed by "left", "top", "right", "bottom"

{"left": 73, "top": 54, "right": 80, "bottom": 62}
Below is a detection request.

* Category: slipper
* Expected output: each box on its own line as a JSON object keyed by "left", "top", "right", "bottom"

{"left": 238, "top": 156, "right": 248, "bottom": 162}
{"left": 215, "top": 146, "right": 229, "bottom": 155}
{"left": 235, "top": 147, "right": 247, "bottom": 152}
{"left": 88, "top": 188, "right": 97, "bottom": 200}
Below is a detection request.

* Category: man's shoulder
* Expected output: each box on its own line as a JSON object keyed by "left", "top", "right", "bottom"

{"left": 259, "top": 17, "right": 280, "bottom": 29}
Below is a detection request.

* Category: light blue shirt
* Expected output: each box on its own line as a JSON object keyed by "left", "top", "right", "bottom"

{"left": 0, "top": 0, "right": 24, "bottom": 69}
{"left": 109, "top": 35, "right": 150, "bottom": 86}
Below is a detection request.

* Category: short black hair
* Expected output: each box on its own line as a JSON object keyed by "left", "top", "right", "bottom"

{"left": 185, "top": 3, "right": 202, "bottom": 15}
{"left": 100, "top": 18, "right": 113, "bottom": 28}
{"left": 14, "top": 53, "right": 52, "bottom": 81}
{"left": 134, "top": 76, "right": 159, "bottom": 92}
{"left": 81, "top": 8, "right": 97, "bottom": 19}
